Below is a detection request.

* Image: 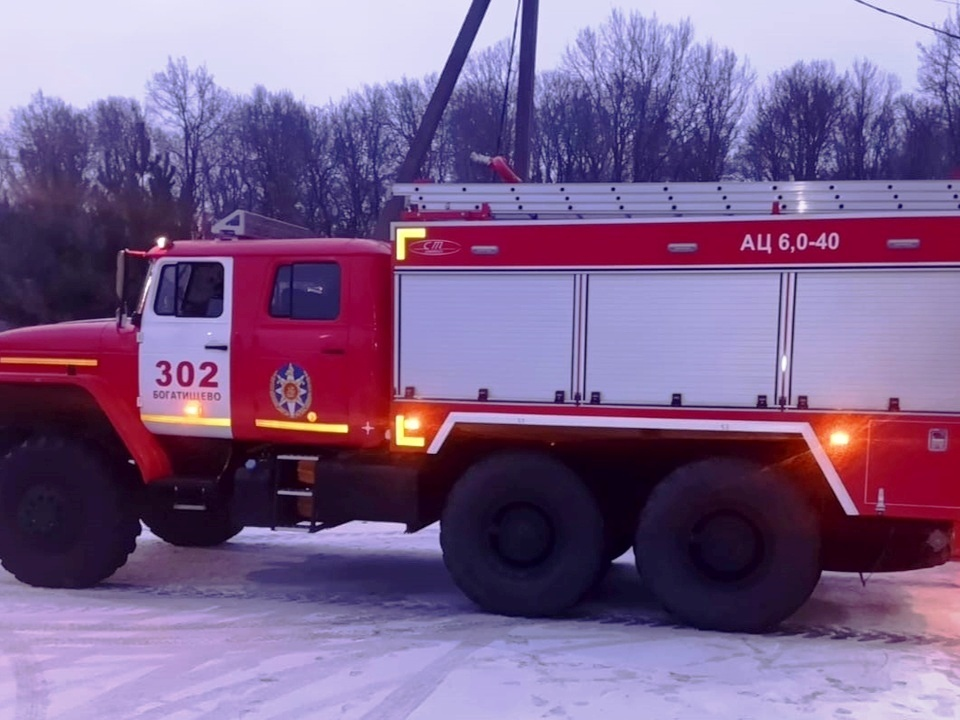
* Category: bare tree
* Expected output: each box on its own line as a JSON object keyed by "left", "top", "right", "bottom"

{"left": 0, "top": 93, "right": 105, "bottom": 325}
{"left": 329, "top": 85, "right": 396, "bottom": 236}
{"left": 146, "top": 56, "right": 231, "bottom": 236}
{"left": 443, "top": 41, "right": 517, "bottom": 181}
{"left": 563, "top": 12, "right": 635, "bottom": 182}
{"left": 533, "top": 70, "right": 608, "bottom": 182}
{"left": 9, "top": 91, "right": 91, "bottom": 210}
{"left": 0, "top": 138, "right": 13, "bottom": 203}
{"left": 88, "top": 96, "right": 181, "bottom": 245}
{"left": 895, "top": 94, "right": 951, "bottom": 178}
{"left": 302, "top": 107, "right": 338, "bottom": 236}
{"left": 918, "top": 8, "right": 960, "bottom": 167}
{"left": 385, "top": 74, "right": 454, "bottom": 182}
{"left": 671, "top": 42, "right": 754, "bottom": 180}
{"left": 562, "top": 10, "right": 694, "bottom": 182}
{"left": 626, "top": 13, "right": 694, "bottom": 181}
{"left": 834, "top": 59, "right": 900, "bottom": 179}
{"left": 237, "top": 86, "right": 313, "bottom": 224}
{"left": 201, "top": 101, "right": 256, "bottom": 226}
{"left": 743, "top": 60, "right": 846, "bottom": 181}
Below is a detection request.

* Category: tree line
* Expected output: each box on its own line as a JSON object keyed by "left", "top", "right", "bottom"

{"left": 3, "top": 8, "right": 960, "bottom": 326}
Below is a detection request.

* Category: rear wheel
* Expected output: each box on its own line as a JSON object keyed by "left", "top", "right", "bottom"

{"left": 440, "top": 451, "right": 605, "bottom": 618}
{"left": 0, "top": 435, "right": 141, "bottom": 588}
{"left": 142, "top": 498, "right": 243, "bottom": 548}
{"left": 635, "top": 457, "right": 822, "bottom": 633}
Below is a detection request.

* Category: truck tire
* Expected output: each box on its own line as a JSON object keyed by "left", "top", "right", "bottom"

{"left": 440, "top": 451, "right": 605, "bottom": 618}
{"left": 0, "top": 435, "right": 141, "bottom": 588}
{"left": 142, "top": 502, "right": 243, "bottom": 548}
{"left": 635, "top": 457, "right": 822, "bottom": 633}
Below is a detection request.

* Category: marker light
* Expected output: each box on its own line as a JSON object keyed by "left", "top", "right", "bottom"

{"left": 395, "top": 228, "right": 426, "bottom": 261}
{"left": 395, "top": 415, "right": 426, "bottom": 448}
{"left": 829, "top": 431, "right": 850, "bottom": 447}
{"left": 156, "top": 236, "right": 171, "bottom": 250}
{"left": 184, "top": 401, "right": 202, "bottom": 418}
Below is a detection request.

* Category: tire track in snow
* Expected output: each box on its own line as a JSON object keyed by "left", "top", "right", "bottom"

{"left": 356, "top": 631, "right": 498, "bottom": 720}
{"left": 0, "top": 628, "right": 50, "bottom": 720}
{"left": 71, "top": 582, "right": 960, "bottom": 651}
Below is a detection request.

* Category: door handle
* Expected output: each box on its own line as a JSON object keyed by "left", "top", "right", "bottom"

{"left": 205, "top": 343, "right": 229, "bottom": 351}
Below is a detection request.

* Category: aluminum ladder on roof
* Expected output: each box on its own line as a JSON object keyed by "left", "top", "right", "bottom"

{"left": 390, "top": 179, "right": 960, "bottom": 220}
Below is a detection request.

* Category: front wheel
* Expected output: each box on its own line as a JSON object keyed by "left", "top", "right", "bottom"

{"left": 635, "top": 457, "right": 822, "bottom": 633}
{"left": 0, "top": 435, "right": 141, "bottom": 588}
{"left": 440, "top": 451, "right": 605, "bottom": 618}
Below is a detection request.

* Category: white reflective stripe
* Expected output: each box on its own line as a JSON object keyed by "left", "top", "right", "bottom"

{"left": 427, "top": 412, "right": 859, "bottom": 516}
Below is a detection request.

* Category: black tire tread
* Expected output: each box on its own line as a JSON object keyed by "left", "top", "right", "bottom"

{"left": 635, "top": 457, "right": 821, "bottom": 633}
{"left": 0, "top": 435, "right": 141, "bottom": 588}
{"left": 440, "top": 451, "right": 605, "bottom": 618}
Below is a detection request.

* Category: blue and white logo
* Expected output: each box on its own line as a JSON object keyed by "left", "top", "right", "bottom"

{"left": 271, "top": 363, "right": 312, "bottom": 419}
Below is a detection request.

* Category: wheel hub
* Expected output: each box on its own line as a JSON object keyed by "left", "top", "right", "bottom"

{"left": 17, "top": 484, "right": 73, "bottom": 549}
{"left": 688, "top": 509, "right": 765, "bottom": 582}
{"left": 489, "top": 502, "right": 555, "bottom": 568}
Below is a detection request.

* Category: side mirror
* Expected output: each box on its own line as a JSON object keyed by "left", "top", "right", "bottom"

{"left": 116, "top": 250, "right": 127, "bottom": 302}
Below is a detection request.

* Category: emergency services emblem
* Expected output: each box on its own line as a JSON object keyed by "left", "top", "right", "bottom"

{"left": 271, "top": 363, "right": 312, "bottom": 419}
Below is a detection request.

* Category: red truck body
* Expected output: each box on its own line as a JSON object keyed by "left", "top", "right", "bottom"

{"left": 0, "top": 179, "right": 957, "bottom": 633}
{"left": 391, "top": 203, "right": 960, "bottom": 524}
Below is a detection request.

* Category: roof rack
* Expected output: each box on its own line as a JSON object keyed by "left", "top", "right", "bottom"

{"left": 391, "top": 179, "right": 960, "bottom": 220}
{"left": 211, "top": 210, "right": 314, "bottom": 240}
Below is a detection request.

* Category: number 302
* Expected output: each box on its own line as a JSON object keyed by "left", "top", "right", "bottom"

{"left": 156, "top": 360, "right": 219, "bottom": 388}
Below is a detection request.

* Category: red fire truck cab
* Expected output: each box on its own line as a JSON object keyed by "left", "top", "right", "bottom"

{"left": 0, "top": 179, "right": 956, "bottom": 633}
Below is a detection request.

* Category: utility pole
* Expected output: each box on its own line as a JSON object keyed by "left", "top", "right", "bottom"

{"left": 513, "top": 0, "right": 539, "bottom": 181}
{"left": 374, "top": 0, "right": 493, "bottom": 240}
{"left": 373, "top": 0, "right": 540, "bottom": 239}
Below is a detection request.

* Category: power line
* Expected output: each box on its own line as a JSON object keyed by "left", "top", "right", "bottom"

{"left": 851, "top": 0, "right": 960, "bottom": 40}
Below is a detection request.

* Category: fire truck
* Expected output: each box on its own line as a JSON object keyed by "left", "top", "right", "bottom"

{"left": 0, "top": 1, "right": 957, "bottom": 634}
{"left": 0, "top": 178, "right": 957, "bottom": 634}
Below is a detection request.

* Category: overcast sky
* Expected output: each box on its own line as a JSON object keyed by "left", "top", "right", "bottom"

{"left": 0, "top": 0, "right": 954, "bottom": 125}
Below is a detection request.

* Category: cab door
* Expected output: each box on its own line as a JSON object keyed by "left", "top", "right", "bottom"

{"left": 138, "top": 257, "right": 234, "bottom": 438}
{"left": 237, "top": 259, "right": 352, "bottom": 441}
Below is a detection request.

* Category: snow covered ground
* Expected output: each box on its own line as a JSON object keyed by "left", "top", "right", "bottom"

{"left": 0, "top": 522, "right": 957, "bottom": 720}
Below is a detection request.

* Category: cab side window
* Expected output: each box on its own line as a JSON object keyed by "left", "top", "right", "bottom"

{"left": 270, "top": 263, "right": 341, "bottom": 320}
{"left": 154, "top": 262, "right": 225, "bottom": 318}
